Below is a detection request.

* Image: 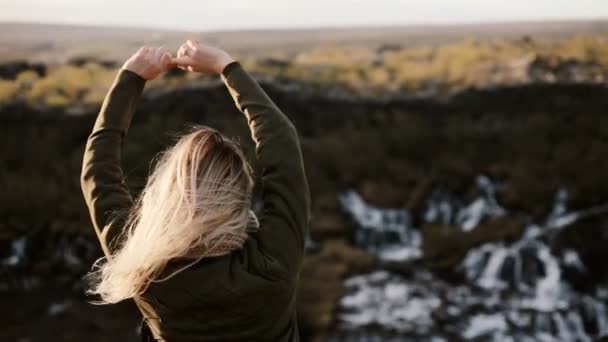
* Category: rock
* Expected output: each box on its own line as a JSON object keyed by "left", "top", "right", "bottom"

{"left": 376, "top": 44, "right": 402, "bottom": 54}
{"left": 310, "top": 213, "right": 352, "bottom": 237}
{"left": 297, "top": 240, "right": 374, "bottom": 337}
{"left": 67, "top": 56, "right": 117, "bottom": 69}
{"left": 258, "top": 58, "right": 290, "bottom": 69}
{"left": 310, "top": 193, "right": 353, "bottom": 237}
{"left": 377, "top": 259, "right": 418, "bottom": 278}
{"left": 0, "top": 60, "right": 46, "bottom": 80}
{"left": 359, "top": 180, "right": 407, "bottom": 207}
{"left": 553, "top": 216, "right": 608, "bottom": 289}
{"left": 497, "top": 163, "right": 557, "bottom": 219}
{"left": 422, "top": 217, "right": 525, "bottom": 272}
{"left": 405, "top": 176, "right": 435, "bottom": 214}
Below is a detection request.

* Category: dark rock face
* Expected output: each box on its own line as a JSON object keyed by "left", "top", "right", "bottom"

{"left": 554, "top": 216, "right": 608, "bottom": 289}
{"left": 309, "top": 193, "right": 354, "bottom": 238}
{"left": 0, "top": 60, "right": 46, "bottom": 79}
{"left": 422, "top": 217, "right": 526, "bottom": 272}
{"left": 67, "top": 56, "right": 118, "bottom": 69}
{"left": 297, "top": 240, "right": 373, "bottom": 337}
{"left": 258, "top": 58, "right": 290, "bottom": 69}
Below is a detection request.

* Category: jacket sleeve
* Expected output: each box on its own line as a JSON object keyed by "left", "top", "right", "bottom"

{"left": 80, "top": 69, "right": 145, "bottom": 258}
{"left": 221, "top": 62, "right": 311, "bottom": 276}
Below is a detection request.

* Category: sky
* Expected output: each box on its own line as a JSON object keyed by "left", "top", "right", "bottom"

{"left": 1, "top": 0, "right": 607, "bottom": 31}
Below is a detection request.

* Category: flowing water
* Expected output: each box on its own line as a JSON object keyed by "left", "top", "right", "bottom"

{"left": 335, "top": 176, "right": 608, "bottom": 341}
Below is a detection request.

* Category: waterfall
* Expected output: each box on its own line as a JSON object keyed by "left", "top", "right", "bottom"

{"left": 339, "top": 190, "right": 421, "bottom": 261}
{"left": 2, "top": 236, "right": 27, "bottom": 266}
{"left": 424, "top": 175, "right": 506, "bottom": 230}
{"left": 335, "top": 175, "right": 608, "bottom": 341}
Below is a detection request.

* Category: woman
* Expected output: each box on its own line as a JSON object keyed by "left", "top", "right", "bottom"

{"left": 80, "top": 41, "right": 310, "bottom": 341}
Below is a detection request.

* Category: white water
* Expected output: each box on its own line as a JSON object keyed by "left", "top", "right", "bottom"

{"left": 424, "top": 175, "right": 506, "bottom": 231}
{"left": 2, "top": 236, "right": 26, "bottom": 266}
{"left": 336, "top": 175, "right": 608, "bottom": 341}
{"left": 339, "top": 190, "right": 421, "bottom": 261}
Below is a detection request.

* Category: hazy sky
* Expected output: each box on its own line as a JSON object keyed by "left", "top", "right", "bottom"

{"left": 1, "top": 0, "right": 607, "bottom": 31}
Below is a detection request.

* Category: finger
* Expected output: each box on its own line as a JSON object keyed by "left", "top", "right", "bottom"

{"left": 177, "top": 43, "right": 192, "bottom": 58}
{"left": 177, "top": 45, "right": 186, "bottom": 58}
{"left": 139, "top": 45, "right": 152, "bottom": 58}
{"left": 150, "top": 47, "right": 160, "bottom": 63}
{"left": 158, "top": 46, "right": 171, "bottom": 56}
{"left": 161, "top": 52, "right": 173, "bottom": 68}
{"left": 171, "top": 56, "right": 195, "bottom": 66}
{"left": 163, "top": 49, "right": 173, "bottom": 63}
{"left": 159, "top": 47, "right": 172, "bottom": 59}
{"left": 186, "top": 40, "right": 199, "bottom": 50}
{"left": 131, "top": 46, "right": 147, "bottom": 61}
{"left": 155, "top": 47, "right": 168, "bottom": 62}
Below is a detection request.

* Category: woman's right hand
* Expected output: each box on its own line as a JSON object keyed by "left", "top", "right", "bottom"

{"left": 172, "top": 40, "right": 235, "bottom": 75}
{"left": 122, "top": 46, "right": 173, "bottom": 80}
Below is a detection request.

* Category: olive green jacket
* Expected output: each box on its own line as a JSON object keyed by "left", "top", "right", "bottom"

{"left": 80, "top": 62, "right": 310, "bottom": 341}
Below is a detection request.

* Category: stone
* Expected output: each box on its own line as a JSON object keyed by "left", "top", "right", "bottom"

{"left": 422, "top": 217, "right": 525, "bottom": 272}
{"left": 553, "top": 216, "right": 608, "bottom": 289}
{"left": 359, "top": 180, "right": 407, "bottom": 207}
{"left": 309, "top": 213, "right": 352, "bottom": 237}
{"left": 309, "top": 193, "right": 353, "bottom": 237}
{"left": 297, "top": 240, "right": 374, "bottom": 337}
{"left": 405, "top": 176, "right": 435, "bottom": 214}
{"left": 0, "top": 60, "right": 46, "bottom": 80}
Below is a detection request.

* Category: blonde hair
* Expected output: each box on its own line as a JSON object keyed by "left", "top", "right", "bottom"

{"left": 87, "top": 125, "right": 255, "bottom": 304}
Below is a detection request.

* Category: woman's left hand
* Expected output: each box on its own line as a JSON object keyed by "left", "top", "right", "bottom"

{"left": 172, "top": 40, "right": 234, "bottom": 75}
{"left": 122, "top": 46, "right": 174, "bottom": 80}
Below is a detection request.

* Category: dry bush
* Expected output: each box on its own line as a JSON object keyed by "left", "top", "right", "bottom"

{"left": 2, "top": 34, "right": 607, "bottom": 107}
{"left": 0, "top": 80, "right": 18, "bottom": 104}
{"left": 26, "top": 63, "right": 116, "bottom": 107}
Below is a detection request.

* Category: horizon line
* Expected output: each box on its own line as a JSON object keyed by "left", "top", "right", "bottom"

{"left": 2, "top": 16, "right": 608, "bottom": 34}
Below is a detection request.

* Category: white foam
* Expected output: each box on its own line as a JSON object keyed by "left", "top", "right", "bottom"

{"left": 2, "top": 236, "right": 27, "bottom": 266}
{"left": 340, "top": 272, "right": 442, "bottom": 332}
{"left": 48, "top": 300, "right": 71, "bottom": 316}
{"left": 462, "top": 313, "right": 508, "bottom": 339}
{"left": 339, "top": 191, "right": 421, "bottom": 262}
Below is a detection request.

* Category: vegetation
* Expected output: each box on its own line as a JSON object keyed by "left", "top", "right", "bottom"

{"left": 1, "top": 34, "right": 607, "bottom": 109}
{"left": 248, "top": 34, "right": 608, "bottom": 93}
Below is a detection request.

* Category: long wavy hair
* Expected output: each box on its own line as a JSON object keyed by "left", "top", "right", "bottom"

{"left": 87, "top": 126, "right": 255, "bottom": 304}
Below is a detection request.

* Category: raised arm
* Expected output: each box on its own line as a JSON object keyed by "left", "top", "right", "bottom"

{"left": 173, "top": 41, "right": 311, "bottom": 275}
{"left": 81, "top": 47, "right": 173, "bottom": 257}
{"left": 222, "top": 62, "right": 311, "bottom": 274}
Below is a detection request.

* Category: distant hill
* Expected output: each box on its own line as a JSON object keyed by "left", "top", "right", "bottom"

{"left": 1, "top": 20, "right": 608, "bottom": 63}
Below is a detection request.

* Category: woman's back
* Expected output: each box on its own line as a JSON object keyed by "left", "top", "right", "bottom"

{"left": 140, "top": 238, "right": 300, "bottom": 341}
